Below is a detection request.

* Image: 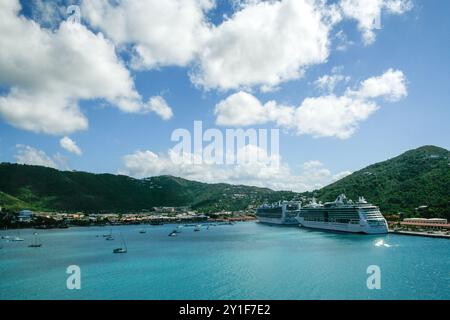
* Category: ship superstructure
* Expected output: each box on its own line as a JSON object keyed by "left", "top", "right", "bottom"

{"left": 296, "top": 194, "right": 388, "bottom": 234}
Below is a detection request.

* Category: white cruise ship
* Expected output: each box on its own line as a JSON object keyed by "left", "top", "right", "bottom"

{"left": 256, "top": 201, "right": 300, "bottom": 225}
{"left": 296, "top": 194, "right": 388, "bottom": 234}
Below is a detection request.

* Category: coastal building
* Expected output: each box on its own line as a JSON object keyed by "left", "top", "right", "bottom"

{"left": 400, "top": 218, "right": 450, "bottom": 230}
{"left": 403, "top": 218, "right": 448, "bottom": 224}
{"left": 18, "top": 210, "right": 33, "bottom": 222}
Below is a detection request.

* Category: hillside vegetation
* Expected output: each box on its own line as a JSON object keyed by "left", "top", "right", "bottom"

{"left": 0, "top": 145, "right": 448, "bottom": 218}
{"left": 315, "top": 146, "right": 450, "bottom": 218}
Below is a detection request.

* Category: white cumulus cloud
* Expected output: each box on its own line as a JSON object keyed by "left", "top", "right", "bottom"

{"left": 81, "top": 0, "right": 214, "bottom": 70}
{"left": 15, "top": 145, "right": 65, "bottom": 169}
{"left": 191, "top": 0, "right": 332, "bottom": 90}
{"left": 314, "top": 68, "right": 351, "bottom": 93}
{"left": 146, "top": 96, "right": 173, "bottom": 121}
{"left": 59, "top": 136, "right": 82, "bottom": 156}
{"left": 350, "top": 68, "right": 408, "bottom": 101}
{"left": 340, "top": 0, "right": 413, "bottom": 45}
{"left": 121, "top": 145, "right": 351, "bottom": 192}
{"left": 0, "top": 0, "right": 169, "bottom": 136}
{"left": 215, "top": 91, "right": 295, "bottom": 128}
{"left": 76, "top": 0, "right": 412, "bottom": 92}
{"left": 295, "top": 95, "right": 379, "bottom": 139}
{"left": 214, "top": 69, "right": 407, "bottom": 139}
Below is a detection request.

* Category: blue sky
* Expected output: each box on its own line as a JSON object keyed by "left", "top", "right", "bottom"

{"left": 0, "top": 0, "right": 449, "bottom": 191}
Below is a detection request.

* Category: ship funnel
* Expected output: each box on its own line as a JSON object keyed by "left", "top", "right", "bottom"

{"left": 336, "top": 194, "right": 347, "bottom": 203}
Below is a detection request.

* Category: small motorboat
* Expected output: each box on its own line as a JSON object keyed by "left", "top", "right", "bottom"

{"left": 168, "top": 231, "right": 178, "bottom": 237}
{"left": 194, "top": 225, "right": 201, "bottom": 232}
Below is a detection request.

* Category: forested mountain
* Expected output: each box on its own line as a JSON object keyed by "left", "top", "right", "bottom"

{"left": 0, "top": 145, "right": 448, "bottom": 218}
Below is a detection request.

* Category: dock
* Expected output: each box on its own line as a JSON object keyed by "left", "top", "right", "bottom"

{"left": 389, "top": 230, "right": 450, "bottom": 239}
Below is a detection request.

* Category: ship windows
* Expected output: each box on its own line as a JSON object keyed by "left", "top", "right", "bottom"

{"left": 256, "top": 207, "right": 283, "bottom": 218}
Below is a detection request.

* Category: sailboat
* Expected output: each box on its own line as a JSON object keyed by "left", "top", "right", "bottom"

{"left": 104, "top": 229, "right": 114, "bottom": 240}
{"left": 113, "top": 235, "right": 127, "bottom": 254}
{"left": 28, "top": 232, "right": 42, "bottom": 248}
{"left": 1, "top": 227, "right": 10, "bottom": 240}
{"left": 11, "top": 229, "right": 24, "bottom": 242}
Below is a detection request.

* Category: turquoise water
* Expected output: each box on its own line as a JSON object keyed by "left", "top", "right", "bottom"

{"left": 0, "top": 222, "right": 449, "bottom": 300}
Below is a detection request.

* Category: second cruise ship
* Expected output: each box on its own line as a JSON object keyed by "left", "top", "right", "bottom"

{"left": 296, "top": 194, "right": 388, "bottom": 234}
{"left": 256, "top": 201, "right": 300, "bottom": 225}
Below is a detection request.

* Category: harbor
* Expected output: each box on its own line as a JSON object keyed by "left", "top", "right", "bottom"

{"left": 0, "top": 221, "right": 449, "bottom": 300}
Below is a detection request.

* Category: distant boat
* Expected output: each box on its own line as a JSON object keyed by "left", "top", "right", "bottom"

{"left": 11, "top": 230, "right": 24, "bottom": 242}
{"left": 168, "top": 230, "right": 178, "bottom": 237}
{"left": 113, "top": 235, "right": 127, "bottom": 254}
{"left": 139, "top": 228, "right": 146, "bottom": 234}
{"left": 194, "top": 225, "right": 201, "bottom": 232}
{"left": 104, "top": 229, "right": 114, "bottom": 240}
{"left": 1, "top": 227, "right": 11, "bottom": 240}
{"left": 28, "top": 232, "right": 42, "bottom": 248}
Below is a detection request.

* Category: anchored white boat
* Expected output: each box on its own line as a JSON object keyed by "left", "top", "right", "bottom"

{"left": 28, "top": 232, "right": 42, "bottom": 248}
{"left": 113, "top": 235, "right": 127, "bottom": 254}
{"left": 296, "top": 195, "right": 388, "bottom": 234}
{"left": 11, "top": 230, "right": 24, "bottom": 242}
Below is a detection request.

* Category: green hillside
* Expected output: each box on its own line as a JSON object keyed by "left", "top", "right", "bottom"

{"left": 0, "top": 163, "right": 295, "bottom": 213}
{"left": 0, "top": 145, "right": 449, "bottom": 218}
{"left": 314, "top": 146, "right": 450, "bottom": 219}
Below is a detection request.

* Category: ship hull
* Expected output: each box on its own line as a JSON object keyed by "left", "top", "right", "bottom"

{"left": 257, "top": 216, "right": 298, "bottom": 225}
{"left": 297, "top": 218, "right": 388, "bottom": 234}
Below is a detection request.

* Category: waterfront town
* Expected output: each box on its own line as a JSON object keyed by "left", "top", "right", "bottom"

{"left": 0, "top": 206, "right": 256, "bottom": 229}
{"left": 0, "top": 205, "right": 449, "bottom": 238}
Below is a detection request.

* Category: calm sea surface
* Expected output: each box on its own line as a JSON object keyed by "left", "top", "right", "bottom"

{"left": 0, "top": 222, "right": 449, "bottom": 300}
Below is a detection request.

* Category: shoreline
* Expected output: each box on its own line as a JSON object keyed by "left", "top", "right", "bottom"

{"left": 0, "top": 217, "right": 256, "bottom": 231}
{"left": 389, "top": 230, "right": 450, "bottom": 239}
